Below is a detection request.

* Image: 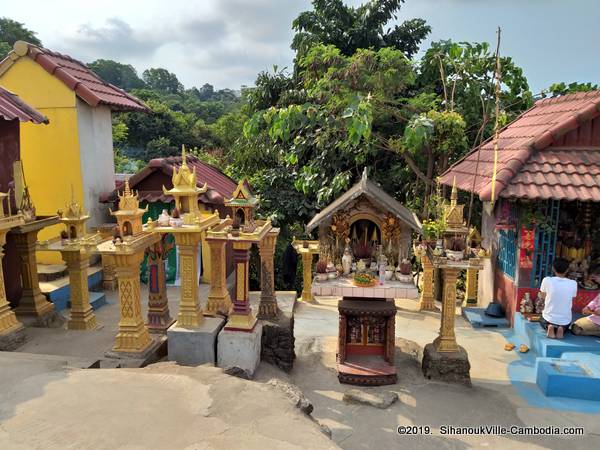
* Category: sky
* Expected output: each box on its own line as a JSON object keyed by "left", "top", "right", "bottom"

{"left": 2, "top": 0, "right": 599, "bottom": 93}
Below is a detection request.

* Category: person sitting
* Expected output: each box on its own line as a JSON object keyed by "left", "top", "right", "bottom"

{"left": 572, "top": 294, "right": 600, "bottom": 337}
{"left": 539, "top": 258, "right": 578, "bottom": 339}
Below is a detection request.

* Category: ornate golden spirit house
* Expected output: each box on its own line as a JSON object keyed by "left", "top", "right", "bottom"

{"left": 153, "top": 146, "right": 220, "bottom": 328}
{"left": 417, "top": 181, "right": 486, "bottom": 384}
{"left": 207, "top": 179, "right": 279, "bottom": 328}
{"left": 97, "top": 180, "right": 160, "bottom": 357}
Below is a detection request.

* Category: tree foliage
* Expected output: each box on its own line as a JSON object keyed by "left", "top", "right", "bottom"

{"left": 142, "top": 68, "right": 184, "bottom": 95}
{"left": 0, "top": 17, "right": 41, "bottom": 58}
{"left": 88, "top": 59, "right": 145, "bottom": 91}
{"left": 544, "top": 81, "right": 599, "bottom": 97}
{"left": 292, "top": 0, "right": 430, "bottom": 58}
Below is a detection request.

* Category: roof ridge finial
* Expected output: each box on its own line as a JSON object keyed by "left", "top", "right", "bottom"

{"left": 451, "top": 176, "right": 458, "bottom": 205}
{"left": 181, "top": 144, "right": 187, "bottom": 166}
{"left": 124, "top": 178, "right": 131, "bottom": 197}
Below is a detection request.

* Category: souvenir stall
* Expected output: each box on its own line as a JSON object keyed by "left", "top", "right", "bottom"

{"left": 306, "top": 169, "right": 421, "bottom": 385}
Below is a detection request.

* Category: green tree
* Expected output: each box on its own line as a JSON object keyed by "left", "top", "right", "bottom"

{"left": 142, "top": 68, "right": 184, "bottom": 95}
{"left": 0, "top": 17, "right": 41, "bottom": 46}
{"left": 417, "top": 40, "right": 533, "bottom": 147}
{"left": 0, "top": 41, "right": 10, "bottom": 59}
{"left": 241, "top": 45, "right": 416, "bottom": 227}
{"left": 544, "top": 81, "right": 598, "bottom": 97}
{"left": 292, "top": 0, "right": 430, "bottom": 58}
{"left": 0, "top": 17, "right": 42, "bottom": 58}
{"left": 88, "top": 59, "right": 145, "bottom": 91}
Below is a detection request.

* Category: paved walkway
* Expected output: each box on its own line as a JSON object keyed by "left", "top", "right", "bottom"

{"left": 2, "top": 289, "right": 599, "bottom": 449}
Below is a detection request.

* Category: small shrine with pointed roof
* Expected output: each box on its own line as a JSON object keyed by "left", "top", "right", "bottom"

{"left": 57, "top": 187, "right": 90, "bottom": 239}
{"left": 110, "top": 179, "right": 147, "bottom": 237}
{"left": 444, "top": 179, "right": 467, "bottom": 233}
{"left": 225, "top": 179, "right": 257, "bottom": 233}
{"left": 162, "top": 145, "right": 207, "bottom": 225}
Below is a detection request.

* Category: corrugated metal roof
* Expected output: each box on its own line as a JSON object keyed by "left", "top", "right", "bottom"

{"left": 0, "top": 86, "right": 48, "bottom": 123}
{"left": 440, "top": 90, "right": 600, "bottom": 201}
{"left": 0, "top": 41, "right": 149, "bottom": 113}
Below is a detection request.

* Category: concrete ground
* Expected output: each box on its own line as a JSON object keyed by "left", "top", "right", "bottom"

{"left": 2, "top": 287, "right": 599, "bottom": 449}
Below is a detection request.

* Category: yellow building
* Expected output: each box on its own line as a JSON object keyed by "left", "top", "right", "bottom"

{"left": 0, "top": 41, "right": 148, "bottom": 263}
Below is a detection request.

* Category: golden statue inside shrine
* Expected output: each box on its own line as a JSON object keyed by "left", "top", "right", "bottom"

{"left": 162, "top": 145, "right": 207, "bottom": 225}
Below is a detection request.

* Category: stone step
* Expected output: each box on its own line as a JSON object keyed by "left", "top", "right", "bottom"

{"left": 0, "top": 350, "right": 99, "bottom": 369}
{"left": 40, "top": 265, "right": 104, "bottom": 311}
{"left": 37, "top": 264, "right": 68, "bottom": 282}
{"left": 535, "top": 352, "right": 600, "bottom": 401}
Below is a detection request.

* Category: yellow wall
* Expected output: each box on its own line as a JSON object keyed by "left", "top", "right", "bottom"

{"left": 1, "top": 58, "right": 85, "bottom": 263}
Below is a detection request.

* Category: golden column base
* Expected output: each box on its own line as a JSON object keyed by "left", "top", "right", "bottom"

{"left": 205, "top": 239, "right": 232, "bottom": 316}
{"left": 435, "top": 267, "right": 460, "bottom": 353}
{"left": 174, "top": 233, "right": 204, "bottom": 328}
{"left": 225, "top": 241, "right": 257, "bottom": 331}
{"left": 419, "top": 255, "right": 437, "bottom": 311}
{"left": 61, "top": 250, "right": 98, "bottom": 331}
{"left": 13, "top": 230, "right": 55, "bottom": 317}
{"left": 300, "top": 252, "right": 315, "bottom": 303}
{"left": 463, "top": 268, "right": 479, "bottom": 307}
{"left": 112, "top": 253, "right": 152, "bottom": 354}
{"left": 258, "top": 230, "right": 278, "bottom": 319}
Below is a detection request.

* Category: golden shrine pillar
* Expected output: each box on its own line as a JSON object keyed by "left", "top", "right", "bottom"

{"left": 174, "top": 232, "right": 204, "bottom": 328}
{"left": 145, "top": 241, "right": 174, "bottom": 333}
{"left": 419, "top": 254, "right": 436, "bottom": 311}
{"left": 112, "top": 252, "right": 152, "bottom": 354}
{"left": 205, "top": 238, "right": 232, "bottom": 316}
{"left": 61, "top": 249, "right": 98, "bottom": 330}
{"left": 463, "top": 268, "right": 478, "bottom": 306}
{"left": 226, "top": 241, "right": 256, "bottom": 330}
{"left": 257, "top": 229, "right": 279, "bottom": 319}
{"left": 12, "top": 217, "right": 60, "bottom": 323}
{"left": 0, "top": 215, "right": 26, "bottom": 350}
{"left": 292, "top": 240, "right": 320, "bottom": 303}
{"left": 435, "top": 267, "right": 460, "bottom": 352}
{"left": 301, "top": 253, "right": 314, "bottom": 303}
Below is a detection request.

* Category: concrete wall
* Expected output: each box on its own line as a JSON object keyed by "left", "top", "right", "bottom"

{"left": 76, "top": 100, "right": 115, "bottom": 229}
{"left": 0, "top": 58, "right": 83, "bottom": 263}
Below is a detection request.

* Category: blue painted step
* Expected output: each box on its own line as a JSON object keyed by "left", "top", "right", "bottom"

{"left": 42, "top": 267, "right": 105, "bottom": 312}
{"left": 462, "top": 307, "right": 510, "bottom": 328}
{"left": 513, "top": 312, "right": 600, "bottom": 358}
{"left": 536, "top": 352, "right": 600, "bottom": 401}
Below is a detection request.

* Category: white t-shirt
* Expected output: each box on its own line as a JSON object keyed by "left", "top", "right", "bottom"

{"left": 540, "top": 276, "right": 578, "bottom": 325}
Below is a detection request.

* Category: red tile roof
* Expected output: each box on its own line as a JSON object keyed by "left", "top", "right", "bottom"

{"left": 0, "top": 86, "right": 48, "bottom": 123}
{"left": 101, "top": 155, "right": 238, "bottom": 206}
{"left": 0, "top": 41, "right": 148, "bottom": 112}
{"left": 440, "top": 90, "right": 600, "bottom": 201}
